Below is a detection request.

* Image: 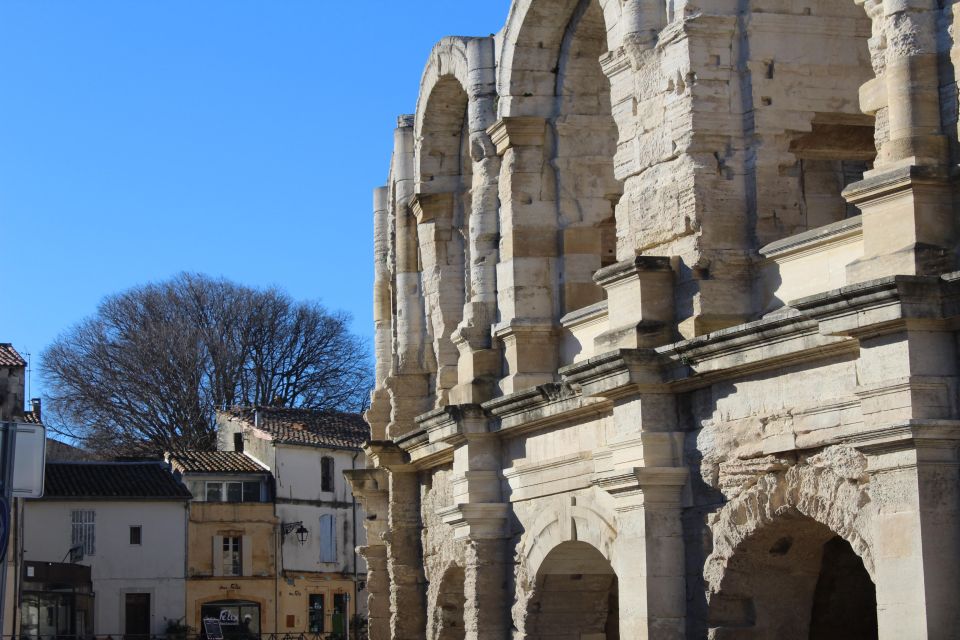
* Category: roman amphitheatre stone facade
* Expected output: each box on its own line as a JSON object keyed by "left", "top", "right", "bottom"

{"left": 345, "top": 1, "right": 960, "bottom": 638}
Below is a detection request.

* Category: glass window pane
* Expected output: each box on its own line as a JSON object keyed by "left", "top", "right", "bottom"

{"left": 206, "top": 483, "right": 223, "bottom": 502}
{"left": 308, "top": 595, "right": 324, "bottom": 633}
{"left": 242, "top": 481, "right": 260, "bottom": 502}
{"left": 226, "top": 482, "right": 242, "bottom": 503}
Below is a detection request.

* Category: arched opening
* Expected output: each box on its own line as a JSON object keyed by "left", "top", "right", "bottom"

{"left": 432, "top": 565, "right": 466, "bottom": 640}
{"left": 553, "top": 0, "right": 622, "bottom": 315}
{"left": 747, "top": 1, "right": 877, "bottom": 247}
{"left": 416, "top": 74, "right": 471, "bottom": 405}
{"left": 524, "top": 541, "right": 620, "bottom": 639}
{"left": 708, "top": 512, "right": 877, "bottom": 639}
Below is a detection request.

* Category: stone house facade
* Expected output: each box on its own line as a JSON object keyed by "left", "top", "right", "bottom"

{"left": 349, "top": 1, "right": 960, "bottom": 639}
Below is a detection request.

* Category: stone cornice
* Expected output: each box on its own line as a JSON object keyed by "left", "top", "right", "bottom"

{"left": 842, "top": 164, "right": 950, "bottom": 206}
{"left": 365, "top": 440, "right": 413, "bottom": 471}
{"left": 485, "top": 116, "right": 547, "bottom": 156}
{"left": 592, "top": 467, "right": 688, "bottom": 509}
{"left": 560, "top": 348, "right": 668, "bottom": 399}
{"left": 342, "top": 468, "right": 388, "bottom": 499}
{"left": 410, "top": 191, "right": 455, "bottom": 224}
{"left": 482, "top": 382, "right": 609, "bottom": 436}
{"left": 593, "top": 255, "right": 673, "bottom": 288}
{"left": 415, "top": 403, "right": 492, "bottom": 446}
{"left": 438, "top": 502, "right": 510, "bottom": 540}
{"left": 848, "top": 420, "right": 960, "bottom": 458}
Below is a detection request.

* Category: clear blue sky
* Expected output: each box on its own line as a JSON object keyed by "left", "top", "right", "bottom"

{"left": 0, "top": 0, "right": 512, "bottom": 400}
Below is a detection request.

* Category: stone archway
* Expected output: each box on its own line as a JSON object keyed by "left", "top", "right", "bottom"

{"left": 430, "top": 564, "right": 466, "bottom": 640}
{"left": 522, "top": 541, "right": 620, "bottom": 640}
{"left": 707, "top": 511, "right": 877, "bottom": 640}
{"left": 704, "top": 447, "right": 879, "bottom": 639}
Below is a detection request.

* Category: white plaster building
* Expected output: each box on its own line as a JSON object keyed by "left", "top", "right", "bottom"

{"left": 350, "top": 1, "right": 960, "bottom": 639}
{"left": 21, "top": 462, "right": 190, "bottom": 637}
{"left": 216, "top": 407, "right": 369, "bottom": 632}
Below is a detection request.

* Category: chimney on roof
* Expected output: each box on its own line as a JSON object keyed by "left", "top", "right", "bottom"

{"left": 30, "top": 398, "right": 41, "bottom": 421}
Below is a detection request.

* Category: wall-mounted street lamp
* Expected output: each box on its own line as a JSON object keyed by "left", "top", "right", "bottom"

{"left": 281, "top": 521, "right": 309, "bottom": 546}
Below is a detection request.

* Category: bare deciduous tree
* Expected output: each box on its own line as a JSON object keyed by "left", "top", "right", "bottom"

{"left": 42, "top": 273, "right": 372, "bottom": 455}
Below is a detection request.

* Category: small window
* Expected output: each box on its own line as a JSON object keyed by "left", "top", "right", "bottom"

{"left": 129, "top": 526, "right": 142, "bottom": 545}
{"left": 222, "top": 536, "right": 242, "bottom": 576}
{"left": 206, "top": 482, "right": 223, "bottom": 502}
{"left": 233, "top": 432, "right": 244, "bottom": 453}
{"left": 321, "top": 457, "right": 334, "bottom": 493}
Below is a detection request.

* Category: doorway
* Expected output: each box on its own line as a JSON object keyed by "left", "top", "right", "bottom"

{"left": 124, "top": 593, "right": 150, "bottom": 638}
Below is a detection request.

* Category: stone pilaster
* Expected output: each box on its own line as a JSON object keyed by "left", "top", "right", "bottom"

{"left": 343, "top": 468, "right": 390, "bottom": 640}
{"left": 566, "top": 348, "right": 688, "bottom": 638}
{"left": 422, "top": 406, "right": 510, "bottom": 640}
{"left": 487, "top": 116, "right": 559, "bottom": 395}
{"left": 368, "top": 185, "right": 393, "bottom": 440}
{"left": 854, "top": 425, "right": 960, "bottom": 639}
{"left": 367, "top": 442, "right": 427, "bottom": 640}
{"left": 451, "top": 37, "right": 502, "bottom": 406}
{"left": 843, "top": 1, "right": 954, "bottom": 281}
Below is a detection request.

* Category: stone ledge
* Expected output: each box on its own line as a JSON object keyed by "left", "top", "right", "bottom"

{"left": 760, "top": 215, "right": 862, "bottom": 260}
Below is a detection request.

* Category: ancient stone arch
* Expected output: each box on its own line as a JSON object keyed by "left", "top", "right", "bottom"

{"left": 427, "top": 562, "right": 467, "bottom": 640}
{"left": 705, "top": 446, "right": 877, "bottom": 594}
{"left": 513, "top": 519, "right": 621, "bottom": 640}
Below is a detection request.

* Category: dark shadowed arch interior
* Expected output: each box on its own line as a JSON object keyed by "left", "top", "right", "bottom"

{"left": 418, "top": 75, "right": 471, "bottom": 403}
{"left": 524, "top": 541, "right": 620, "bottom": 640}
{"left": 433, "top": 565, "right": 466, "bottom": 640}
{"left": 708, "top": 512, "right": 877, "bottom": 640}
{"left": 553, "top": 0, "right": 622, "bottom": 314}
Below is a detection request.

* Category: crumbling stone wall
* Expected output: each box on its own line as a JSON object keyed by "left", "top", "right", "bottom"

{"left": 349, "top": 1, "right": 960, "bottom": 639}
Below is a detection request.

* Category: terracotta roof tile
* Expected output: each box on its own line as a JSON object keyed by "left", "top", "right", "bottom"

{"left": 0, "top": 344, "right": 26, "bottom": 367}
{"left": 167, "top": 450, "right": 267, "bottom": 474}
{"left": 222, "top": 406, "right": 369, "bottom": 450}
{"left": 43, "top": 462, "right": 192, "bottom": 500}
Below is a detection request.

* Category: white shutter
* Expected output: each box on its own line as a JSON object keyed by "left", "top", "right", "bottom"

{"left": 213, "top": 535, "right": 223, "bottom": 576}
{"left": 319, "top": 514, "right": 336, "bottom": 563}
{"left": 241, "top": 535, "right": 253, "bottom": 577}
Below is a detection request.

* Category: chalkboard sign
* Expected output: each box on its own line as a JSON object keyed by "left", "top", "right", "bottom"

{"left": 203, "top": 618, "right": 224, "bottom": 640}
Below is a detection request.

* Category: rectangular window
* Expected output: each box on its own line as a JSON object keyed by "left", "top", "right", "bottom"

{"left": 206, "top": 481, "right": 261, "bottom": 502}
{"left": 319, "top": 514, "right": 336, "bottom": 563}
{"left": 222, "top": 536, "right": 242, "bottom": 576}
{"left": 205, "top": 482, "right": 223, "bottom": 502}
{"left": 129, "top": 526, "right": 142, "bottom": 545}
{"left": 226, "top": 481, "right": 243, "bottom": 503}
{"left": 71, "top": 510, "right": 95, "bottom": 556}
{"left": 233, "top": 432, "right": 244, "bottom": 453}
{"left": 308, "top": 594, "right": 324, "bottom": 633}
{"left": 242, "top": 481, "right": 260, "bottom": 502}
{"left": 321, "top": 457, "right": 334, "bottom": 493}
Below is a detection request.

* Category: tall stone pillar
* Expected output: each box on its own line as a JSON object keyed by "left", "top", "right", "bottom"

{"left": 451, "top": 37, "right": 502, "bottom": 406}
{"left": 423, "top": 406, "right": 510, "bottom": 640}
{"left": 845, "top": 0, "right": 954, "bottom": 280}
{"left": 486, "top": 116, "right": 558, "bottom": 395}
{"left": 343, "top": 468, "right": 390, "bottom": 640}
{"left": 391, "top": 114, "right": 434, "bottom": 439}
{"left": 368, "top": 443, "right": 427, "bottom": 640}
{"left": 367, "top": 185, "right": 393, "bottom": 439}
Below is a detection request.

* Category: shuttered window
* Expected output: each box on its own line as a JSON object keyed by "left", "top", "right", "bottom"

{"left": 71, "top": 510, "right": 95, "bottom": 556}
{"left": 319, "top": 514, "right": 336, "bottom": 563}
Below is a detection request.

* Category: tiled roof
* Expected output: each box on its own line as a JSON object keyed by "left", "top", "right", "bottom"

{"left": 0, "top": 344, "right": 26, "bottom": 367}
{"left": 43, "top": 462, "right": 192, "bottom": 500}
{"left": 222, "top": 406, "right": 369, "bottom": 449}
{"left": 167, "top": 450, "right": 267, "bottom": 474}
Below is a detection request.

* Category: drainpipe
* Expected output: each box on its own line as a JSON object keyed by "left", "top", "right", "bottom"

{"left": 350, "top": 450, "right": 359, "bottom": 640}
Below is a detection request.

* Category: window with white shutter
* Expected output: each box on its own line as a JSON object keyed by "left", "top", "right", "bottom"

{"left": 319, "top": 514, "right": 336, "bottom": 563}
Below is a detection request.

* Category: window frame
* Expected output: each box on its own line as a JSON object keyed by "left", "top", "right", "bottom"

{"left": 129, "top": 525, "right": 142, "bottom": 546}
{"left": 70, "top": 510, "right": 95, "bottom": 557}
{"left": 320, "top": 457, "right": 334, "bottom": 493}
{"left": 222, "top": 535, "right": 242, "bottom": 577}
